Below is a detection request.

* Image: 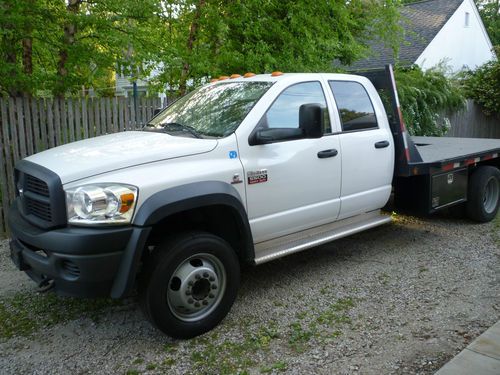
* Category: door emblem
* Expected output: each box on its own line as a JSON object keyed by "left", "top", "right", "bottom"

{"left": 247, "top": 169, "right": 268, "bottom": 185}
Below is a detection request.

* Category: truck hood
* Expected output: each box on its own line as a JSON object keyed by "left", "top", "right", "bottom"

{"left": 25, "top": 131, "right": 218, "bottom": 184}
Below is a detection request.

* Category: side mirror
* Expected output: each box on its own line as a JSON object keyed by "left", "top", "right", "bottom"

{"left": 153, "top": 107, "right": 163, "bottom": 116}
{"left": 299, "top": 103, "right": 324, "bottom": 138}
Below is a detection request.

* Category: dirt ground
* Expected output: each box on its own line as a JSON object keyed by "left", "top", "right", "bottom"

{"left": 0, "top": 213, "right": 498, "bottom": 374}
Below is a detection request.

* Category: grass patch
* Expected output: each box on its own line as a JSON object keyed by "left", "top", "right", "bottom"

{"left": 261, "top": 361, "right": 287, "bottom": 373}
{"left": 189, "top": 322, "right": 279, "bottom": 374}
{"left": 288, "top": 297, "right": 356, "bottom": 352}
{"left": 0, "top": 291, "right": 121, "bottom": 339}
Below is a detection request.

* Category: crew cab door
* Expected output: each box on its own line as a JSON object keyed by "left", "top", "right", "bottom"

{"left": 327, "top": 79, "right": 394, "bottom": 219}
{"left": 237, "top": 81, "right": 342, "bottom": 243}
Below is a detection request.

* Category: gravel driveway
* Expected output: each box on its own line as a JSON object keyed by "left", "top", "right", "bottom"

{"left": 0, "top": 213, "right": 498, "bottom": 375}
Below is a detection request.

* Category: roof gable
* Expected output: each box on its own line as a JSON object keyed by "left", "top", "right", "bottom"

{"left": 348, "top": 0, "right": 464, "bottom": 71}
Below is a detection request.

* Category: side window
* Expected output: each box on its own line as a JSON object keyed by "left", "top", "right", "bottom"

{"left": 329, "top": 81, "right": 378, "bottom": 132}
{"left": 258, "top": 81, "right": 331, "bottom": 133}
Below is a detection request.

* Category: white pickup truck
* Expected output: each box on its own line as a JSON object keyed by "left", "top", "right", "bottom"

{"left": 8, "top": 66, "right": 500, "bottom": 338}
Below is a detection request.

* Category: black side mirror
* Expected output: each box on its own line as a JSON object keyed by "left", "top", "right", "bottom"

{"left": 153, "top": 108, "right": 162, "bottom": 116}
{"left": 299, "top": 103, "right": 324, "bottom": 138}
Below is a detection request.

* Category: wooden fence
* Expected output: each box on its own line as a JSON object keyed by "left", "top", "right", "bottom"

{"left": 446, "top": 100, "right": 500, "bottom": 139}
{"left": 0, "top": 96, "right": 166, "bottom": 235}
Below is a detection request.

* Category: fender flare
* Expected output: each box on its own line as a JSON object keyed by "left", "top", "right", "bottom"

{"left": 111, "top": 181, "right": 254, "bottom": 298}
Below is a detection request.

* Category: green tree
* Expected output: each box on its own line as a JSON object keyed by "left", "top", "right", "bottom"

{"left": 395, "top": 66, "right": 465, "bottom": 136}
{"left": 461, "top": 52, "right": 500, "bottom": 116}
{"left": 0, "top": 0, "right": 163, "bottom": 97}
{"left": 475, "top": 0, "right": 500, "bottom": 47}
{"left": 152, "top": 0, "right": 403, "bottom": 95}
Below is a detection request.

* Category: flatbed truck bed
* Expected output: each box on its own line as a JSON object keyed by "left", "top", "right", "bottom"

{"left": 362, "top": 66, "right": 500, "bottom": 217}
{"left": 413, "top": 136, "right": 500, "bottom": 165}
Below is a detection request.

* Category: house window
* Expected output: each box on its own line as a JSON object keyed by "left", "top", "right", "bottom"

{"left": 465, "top": 12, "right": 470, "bottom": 27}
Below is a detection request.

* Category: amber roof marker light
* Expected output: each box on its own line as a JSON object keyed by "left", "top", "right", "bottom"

{"left": 243, "top": 72, "right": 256, "bottom": 78}
{"left": 218, "top": 76, "right": 230, "bottom": 80}
{"left": 230, "top": 74, "right": 242, "bottom": 79}
{"left": 271, "top": 71, "right": 284, "bottom": 77}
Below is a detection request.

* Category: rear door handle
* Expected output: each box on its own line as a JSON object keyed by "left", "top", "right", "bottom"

{"left": 317, "top": 149, "right": 338, "bottom": 159}
{"left": 375, "top": 140, "right": 390, "bottom": 149}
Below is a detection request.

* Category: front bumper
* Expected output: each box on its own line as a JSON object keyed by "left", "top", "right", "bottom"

{"left": 8, "top": 201, "right": 150, "bottom": 298}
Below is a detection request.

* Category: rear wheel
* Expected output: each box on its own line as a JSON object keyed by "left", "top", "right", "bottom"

{"left": 139, "top": 231, "right": 240, "bottom": 338}
{"left": 466, "top": 166, "right": 500, "bottom": 222}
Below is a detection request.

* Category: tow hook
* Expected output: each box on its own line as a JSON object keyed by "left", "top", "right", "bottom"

{"left": 38, "top": 276, "right": 55, "bottom": 293}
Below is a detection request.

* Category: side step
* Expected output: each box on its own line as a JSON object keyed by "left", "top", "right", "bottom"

{"left": 254, "top": 210, "right": 392, "bottom": 264}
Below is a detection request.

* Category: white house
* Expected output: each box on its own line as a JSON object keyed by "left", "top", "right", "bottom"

{"left": 349, "top": 0, "right": 496, "bottom": 72}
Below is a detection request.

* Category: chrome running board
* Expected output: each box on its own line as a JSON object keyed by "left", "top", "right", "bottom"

{"left": 253, "top": 210, "right": 392, "bottom": 265}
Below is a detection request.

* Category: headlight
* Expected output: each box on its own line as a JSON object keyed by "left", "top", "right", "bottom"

{"left": 65, "top": 184, "right": 138, "bottom": 226}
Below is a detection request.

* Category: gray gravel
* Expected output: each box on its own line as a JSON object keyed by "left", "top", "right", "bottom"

{"left": 0, "top": 213, "right": 499, "bottom": 375}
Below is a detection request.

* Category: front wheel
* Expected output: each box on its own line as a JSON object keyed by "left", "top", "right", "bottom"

{"left": 466, "top": 166, "right": 500, "bottom": 222}
{"left": 139, "top": 231, "right": 240, "bottom": 338}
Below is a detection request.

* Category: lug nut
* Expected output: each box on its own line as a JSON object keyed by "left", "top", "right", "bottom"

{"left": 203, "top": 272, "right": 209, "bottom": 278}
{"left": 188, "top": 298, "right": 194, "bottom": 304}
{"left": 209, "top": 293, "right": 214, "bottom": 298}
{"left": 203, "top": 300, "right": 208, "bottom": 305}
{"left": 211, "top": 285, "right": 217, "bottom": 290}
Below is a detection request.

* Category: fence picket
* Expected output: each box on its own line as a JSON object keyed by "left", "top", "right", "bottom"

{"left": 74, "top": 99, "right": 81, "bottom": 141}
{"left": 53, "top": 99, "right": 62, "bottom": 146}
{"left": 8, "top": 98, "right": 20, "bottom": 164}
{"left": 68, "top": 98, "right": 75, "bottom": 142}
{"left": 61, "top": 99, "right": 68, "bottom": 145}
{"left": 0, "top": 99, "right": 14, "bottom": 203}
{"left": 82, "top": 99, "right": 89, "bottom": 139}
{"left": 118, "top": 97, "right": 125, "bottom": 132}
{"left": 23, "top": 98, "right": 34, "bottom": 155}
{"left": 31, "top": 99, "right": 40, "bottom": 152}
{"left": 39, "top": 99, "right": 48, "bottom": 151}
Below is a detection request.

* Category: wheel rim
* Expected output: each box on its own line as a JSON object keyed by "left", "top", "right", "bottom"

{"left": 483, "top": 176, "right": 499, "bottom": 214}
{"left": 166, "top": 253, "right": 226, "bottom": 322}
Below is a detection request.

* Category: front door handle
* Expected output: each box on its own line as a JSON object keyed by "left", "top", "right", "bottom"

{"left": 317, "top": 149, "right": 338, "bottom": 159}
{"left": 375, "top": 140, "right": 390, "bottom": 149}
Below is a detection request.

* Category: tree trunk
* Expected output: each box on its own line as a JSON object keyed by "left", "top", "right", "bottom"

{"left": 54, "top": 0, "right": 81, "bottom": 98}
{"left": 179, "top": 0, "right": 206, "bottom": 96}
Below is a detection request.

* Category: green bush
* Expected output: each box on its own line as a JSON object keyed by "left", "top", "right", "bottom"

{"left": 394, "top": 66, "right": 465, "bottom": 136}
{"left": 460, "top": 57, "right": 500, "bottom": 117}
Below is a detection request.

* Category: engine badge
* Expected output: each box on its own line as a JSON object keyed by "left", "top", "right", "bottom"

{"left": 247, "top": 169, "right": 268, "bottom": 185}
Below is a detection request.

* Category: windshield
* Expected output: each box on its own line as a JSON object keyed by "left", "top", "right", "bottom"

{"left": 145, "top": 81, "right": 274, "bottom": 138}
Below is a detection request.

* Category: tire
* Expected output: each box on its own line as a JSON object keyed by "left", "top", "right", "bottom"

{"left": 466, "top": 166, "right": 500, "bottom": 223}
{"left": 139, "top": 231, "right": 240, "bottom": 339}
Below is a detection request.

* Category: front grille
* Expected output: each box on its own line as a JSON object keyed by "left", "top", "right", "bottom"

{"left": 15, "top": 160, "right": 67, "bottom": 229}
{"left": 25, "top": 197, "right": 52, "bottom": 221}
{"left": 25, "top": 175, "right": 50, "bottom": 197}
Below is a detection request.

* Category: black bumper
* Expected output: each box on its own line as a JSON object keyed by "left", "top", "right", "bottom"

{"left": 8, "top": 201, "right": 151, "bottom": 298}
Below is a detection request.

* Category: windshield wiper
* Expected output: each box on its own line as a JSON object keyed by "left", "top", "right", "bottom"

{"left": 156, "top": 122, "right": 203, "bottom": 139}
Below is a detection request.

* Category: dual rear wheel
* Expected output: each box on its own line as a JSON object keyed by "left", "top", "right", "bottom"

{"left": 466, "top": 166, "right": 500, "bottom": 222}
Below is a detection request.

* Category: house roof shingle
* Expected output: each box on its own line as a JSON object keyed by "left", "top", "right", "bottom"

{"left": 347, "top": 0, "right": 464, "bottom": 71}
